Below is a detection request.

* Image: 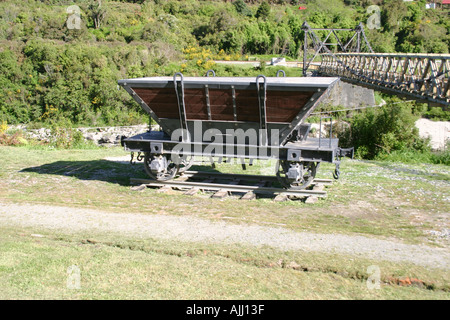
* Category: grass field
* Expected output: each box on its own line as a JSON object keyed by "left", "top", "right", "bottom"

{"left": 0, "top": 145, "right": 449, "bottom": 300}
{"left": 0, "top": 226, "right": 448, "bottom": 300}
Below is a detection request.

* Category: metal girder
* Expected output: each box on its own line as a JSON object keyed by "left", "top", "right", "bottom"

{"left": 319, "top": 53, "right": 450, "bottom": 106}
{"left": 173, "top": 72, "right": 189, "bottom": 141}
{"left": 301, "top": 21, "right": 373, "bottom": 77}
{"left": 256, "top": 75, "right": 268, "bottom": 147}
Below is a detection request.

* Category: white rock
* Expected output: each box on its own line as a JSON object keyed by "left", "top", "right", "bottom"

{"left": 415, "top": 118, "right": 450, "bottom": 151}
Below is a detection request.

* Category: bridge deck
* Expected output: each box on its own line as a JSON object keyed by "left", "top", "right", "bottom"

{"left": 318, "top": 53, "right": 450, "bottom": 106}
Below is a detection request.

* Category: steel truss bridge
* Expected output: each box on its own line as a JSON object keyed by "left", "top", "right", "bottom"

{"left": 302, "top": 22, "right": 450, "bottom": 107}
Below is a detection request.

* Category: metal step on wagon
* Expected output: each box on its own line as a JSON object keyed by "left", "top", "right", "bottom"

{"left": 118, "top": 71, "right": 351, "bottom": 190}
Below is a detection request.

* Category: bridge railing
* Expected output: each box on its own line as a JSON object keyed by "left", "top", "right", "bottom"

{"left": 319, "top": 53, "right": 450, "bottom": 106}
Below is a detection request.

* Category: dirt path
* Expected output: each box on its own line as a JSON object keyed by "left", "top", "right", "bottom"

{"left": 1, "top": 202, "right": 449, "bottom": 270}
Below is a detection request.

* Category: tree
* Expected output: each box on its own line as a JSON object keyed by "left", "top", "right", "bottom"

{"left": 233, "top": 0, "right": 253, "bottom": 17}
{"left": 88, "top": 0, "right": 107, "bottom": 29}
{"left": 256, "top": 1, "right": 271, "bottom": 20}
{"left": 381, "top": 0, "right": 407, "bottom": 34}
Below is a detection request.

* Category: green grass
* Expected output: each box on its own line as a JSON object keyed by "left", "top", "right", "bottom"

{"left": 0, "top": 146, "right": 449, "bottom": 246}
{"left": 0, "top": 227, "right": 448, "bottom": 300}
{"left": 0, "top": 145, "right": 449, "bottom": 299}
{"left": 375, "top": 149, "right": 450, "bottom": 166}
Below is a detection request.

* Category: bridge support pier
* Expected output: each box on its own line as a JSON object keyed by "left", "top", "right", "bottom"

{"left": 321, "top": 81, "right": 376, "bottom": 108}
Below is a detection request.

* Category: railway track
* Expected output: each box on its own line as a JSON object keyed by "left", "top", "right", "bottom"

{"left": 130, "top": 170, "right": 333, "bottom": 202}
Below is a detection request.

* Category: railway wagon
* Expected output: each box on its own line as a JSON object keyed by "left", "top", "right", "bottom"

{"left": 119, "top": 71, "right": 347, "bottom": 190}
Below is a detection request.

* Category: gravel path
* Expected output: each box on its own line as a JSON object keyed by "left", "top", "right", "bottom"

{"left": 1, "top": 202, "right": 449, "bottom": 270}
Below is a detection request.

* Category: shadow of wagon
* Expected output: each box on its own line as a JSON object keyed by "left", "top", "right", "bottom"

{"left": 20, "top": 159, "right": 220, "bottom": 187}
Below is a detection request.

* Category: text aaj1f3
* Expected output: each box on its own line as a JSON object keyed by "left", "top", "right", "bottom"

{"left": 186, "top": 304, "right": 265, "bottom": 317}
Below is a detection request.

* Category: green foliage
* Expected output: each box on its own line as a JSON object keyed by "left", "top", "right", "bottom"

{"left": 0, "top": 38, "right": 150, "bottom": 126}
{"left": 49, "top": 126, "right": 83, "bottom": 149}
{"left": 256, "top": 1, "right": 271, "bottom": 20}
{"left": 45, "top": 118, "right": 97, "bottom": 149}
{"left": 87, "top": 0, "right": 107, "bottom": 29}
{"left": 0, "top": 0, "right": 448, "bottom": 131}
{"left": 338, "top": 100, "right": 430, "bottom": 160}
{"left": 233, "top": 0, "right": 253, "bottom": 17}
{"left": 422, "top": 107, "right": 450, "bottom": 121}
{"left": 381, "top": 0, "right": 408, "bottom": 34}
{"left": 375, "top": 148, "right": 450, "bottom": 166}
{"left": 430, "top": 148, "right": 450, "bottom": 166}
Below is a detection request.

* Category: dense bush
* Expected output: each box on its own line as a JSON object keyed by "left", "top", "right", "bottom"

{"left": 337, "top": 99, "right": 431, "bottom": 160}
{"left": 0, "top": 0, "right": 448, "bottom": 128}
{"left": 0, "top": 131, "right": 28, "bottom": 146}
{"left": 0, "top": 40, "right": 154, "bottom": 126}
{"left": 49, "top": 124, "right": 87, "bottom": 149}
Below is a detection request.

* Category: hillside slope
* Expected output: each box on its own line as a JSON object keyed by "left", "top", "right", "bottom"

{"left": 0, "top": 0, "right": 448, "bottom": 126}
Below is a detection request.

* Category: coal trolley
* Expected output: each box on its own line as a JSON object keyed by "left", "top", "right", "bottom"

{"left": 119, "top": 71, "right": 349, "bottom": 189}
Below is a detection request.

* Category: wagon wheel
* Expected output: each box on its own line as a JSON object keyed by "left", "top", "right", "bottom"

{"left": 276, "top": 161, "right": 319, "bottom": 190}
{"left": 176, "top": 155, "right": 194, "bottom": 174}
{"left": 143, "top": 153, "right": 178, "bottom": 181}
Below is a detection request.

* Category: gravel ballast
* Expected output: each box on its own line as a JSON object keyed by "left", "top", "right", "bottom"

{"left": 1, "top": 202, "right": 449, "bottom": 270}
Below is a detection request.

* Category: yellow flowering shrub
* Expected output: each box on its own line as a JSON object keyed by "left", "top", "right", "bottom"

{"left": 0, "top": 121, "right": 8, "bottom": 134}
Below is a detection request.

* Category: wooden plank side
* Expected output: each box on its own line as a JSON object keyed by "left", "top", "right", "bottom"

{"left": 133, "top": 88, "right": 179, "bottom": 119}
{"left": 133, "top": 87, "right": 319, "bottom": 124}
{"left": 209, "top": 89, "right": 234, "bottom": 121}
{"left": 134, "top": 87, "right": 210, "bottom": 120}
{"left": 235, "top": 89, "right": 259, "bottom": 122}
{"left": 266, "top": 91, "right": 315, "bottom": 123}
{"left": 184, "top": 88, "right": 209, "bottom": 120}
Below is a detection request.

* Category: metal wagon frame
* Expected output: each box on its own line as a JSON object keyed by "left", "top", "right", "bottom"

{"left": 119, "top": 71, "right": 349, "bottom": 189}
